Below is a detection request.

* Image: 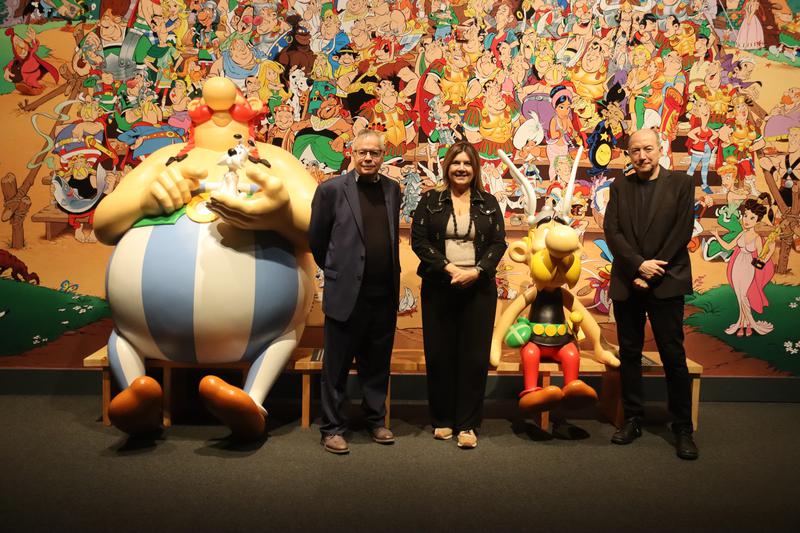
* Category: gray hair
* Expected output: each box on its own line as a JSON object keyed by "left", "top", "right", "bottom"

{"left": 353, "top": 129, "right": 385, "bottom": 151}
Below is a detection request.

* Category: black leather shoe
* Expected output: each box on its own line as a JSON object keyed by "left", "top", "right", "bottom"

{"left": 611, "top": 418, "right": 642, "bottom": 445}
{"left": 675, "top": 432, "right": 699, "bottom": 460}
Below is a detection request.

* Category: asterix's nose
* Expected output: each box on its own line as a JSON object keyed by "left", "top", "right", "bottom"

{"left": 202, "top": 77, "right": 238, "bottom": 112}
{"left": 545, "top": 223, "right": 580, "bottom": 259}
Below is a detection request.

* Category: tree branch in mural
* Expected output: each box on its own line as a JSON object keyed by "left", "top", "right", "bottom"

{"left": 758, "top": 127, "right": 800, "bottom": 274}
{"left": 1, "top": 172, "right": 30, "bottom": 249}
{"left": 17, "top": 64, "right": 80, "bottom": 113}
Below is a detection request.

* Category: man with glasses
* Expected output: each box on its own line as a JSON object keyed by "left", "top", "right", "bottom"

{"left": 309, "top": 129, "right": 401, "bottom": 454}
{"left": 603, "top": 128, "right": 699, "bottom": 460}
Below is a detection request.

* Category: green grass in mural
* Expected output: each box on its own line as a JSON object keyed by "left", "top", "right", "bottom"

{"left": 0, "top": 278, "right": 110, "bottom": 356}
{"left": 0, "top": 21, "right": 65, "bottom": 95}
{"left": 686, "top": 284, "right": 800, "bottom": 376}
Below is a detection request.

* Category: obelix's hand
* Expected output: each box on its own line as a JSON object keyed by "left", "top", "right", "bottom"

{"left": 207, "top": 166, "right": 289, "bottom": 230}
{"left": 638, "top": 259, "right": 667, "bottom": 280}
{"left": 143, "top": 166, "right": 206, "bottom": 217}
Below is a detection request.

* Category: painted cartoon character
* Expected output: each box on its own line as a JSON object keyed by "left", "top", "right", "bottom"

{"left": 577, "top": 264, "right": 612, "bottom": 315}
{"left": 586, "top": 84, "right": 626, "bottom": 177}
{"left": 0, "top": 250, "right": 40, "bottom": 284}
{"left": 400, "top": 165, "right": 423, "bottom": 224}
{"left": 712, "top": 198, "right": 777, "bottom": 336}
{"left": 491, "top": 149, "right": 619, "bottom": 413}
{"left": 217, "top": 135, "right": 249, "bottom": 197}
{"left": 703, "top": 158, "right": 746, "bottom": 262}
{"left": 3, "top": 26, "right": 59, "bottom": 95}
{"left": 94, "top": 77, "right": 318, "bottom": 441}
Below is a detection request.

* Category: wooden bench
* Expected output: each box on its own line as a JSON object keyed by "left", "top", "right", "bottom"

{"left": 84, "top": 347, "right": 320, "bottom": 428}
{"left": 85, "top": 348, "right": 702, "bottom": 431}
{"left": 31, "top": 204, "right": 72, "bottom": 240}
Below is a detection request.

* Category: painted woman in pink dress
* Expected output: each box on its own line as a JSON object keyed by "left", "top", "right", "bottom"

{"left": 735, "top": 0, "right": 765, "bottom": 50}
{"left": 712, "top": 198, "right": 776, "bottom": 336}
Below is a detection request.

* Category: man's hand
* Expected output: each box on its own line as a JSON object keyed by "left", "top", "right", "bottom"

{"left": 638, "top": 259, "right": 667, "bottom": 280}
{"left": 445, "top": 263, "right": 479, "bottom": 288}
{"left": 633, "top": 277, "right": 649, "bottom": 291}
{"left": 142, "top": 165, "right": 205, "bottom": 216}
{"left": 207, "top": 166, "right": 289, "bottom": 230}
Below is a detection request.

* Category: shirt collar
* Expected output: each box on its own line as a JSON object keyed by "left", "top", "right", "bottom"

{"left": 355, "top": 171, "right": 380, "bottom": 183}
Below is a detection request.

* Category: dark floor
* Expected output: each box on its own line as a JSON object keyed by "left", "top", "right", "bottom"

{"left": 0, "top": 395, "right": 796, "bottom": 533}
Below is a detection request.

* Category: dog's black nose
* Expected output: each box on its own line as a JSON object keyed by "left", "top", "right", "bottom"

{"left": 228, "top": 148, "right": 237, "bottom": 156}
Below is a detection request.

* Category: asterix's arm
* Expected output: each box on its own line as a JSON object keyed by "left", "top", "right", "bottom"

{"left": 562, "top": 289, "right": 619, "bottom": 367}
{"left": 490, "top": 286, "right": 538, "bottom": 367}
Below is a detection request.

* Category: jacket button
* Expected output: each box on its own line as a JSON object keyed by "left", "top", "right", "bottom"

{"left": 360, "top": 255, "right": 365, "bottom": 260}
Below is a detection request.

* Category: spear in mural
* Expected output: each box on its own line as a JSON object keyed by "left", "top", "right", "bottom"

{"left": 561, "top": 146, "right": 584, "bottom": 219}
{"left": 716, "top": 0, "right": 736, "bottom": 31}
{"left": 498, "top": 149, "right": 537, "bottom": 226}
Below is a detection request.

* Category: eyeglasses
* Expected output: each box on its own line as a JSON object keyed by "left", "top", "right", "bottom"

{"left": 355, "top": 149, "right": 383, "bottom": 158}
{"left": 627, "top": 146, "right": 657, "bottom": 156}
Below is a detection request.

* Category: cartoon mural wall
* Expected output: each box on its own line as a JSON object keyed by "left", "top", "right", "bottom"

{"left": 1, "top": 0, "right": 800, "bottom": 377}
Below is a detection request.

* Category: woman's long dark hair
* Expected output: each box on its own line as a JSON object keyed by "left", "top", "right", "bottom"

{"left": 437, "top": 141, "right": 483, "bottom": 193}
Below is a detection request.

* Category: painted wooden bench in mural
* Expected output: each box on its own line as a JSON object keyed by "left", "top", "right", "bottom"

{"left": 84, "top": 347, "right": 702, "bottom": 431}
{"left": 31, "top": 204, "right": 72, "bottom": 240}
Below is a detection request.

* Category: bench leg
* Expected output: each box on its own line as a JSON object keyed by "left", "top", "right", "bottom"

{"left": 102, "top": 368, "right": 111, "bottom": 426}
{"left": 691, "top": 375, "right": 701, "bottom": 431}
{"left": 537, "top": 373, "right": 551, "bottom": 430}
{"left": 599, "top": 369, "right": 624, "bottom": 428}
{"left": 385, "top": 377, "right": 391, "bottom": 429}
{"left": 162, "top": 367, "right": 172, "bottom": 428}
{"left": 45, "top": 221, "right": 70, "bottom": 241}
{"left": 301, "top": 373, "right": 311, "bottom": 428}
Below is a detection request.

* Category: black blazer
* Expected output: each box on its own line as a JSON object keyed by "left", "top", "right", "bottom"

{"left": 411, "top": 188, "right": 507, "bottom": 284}
{"left": 603, "top": 167, "right": 694, "bottom": 301}
{"left": 308, "top": 170, "right": 401, "bottom": 321}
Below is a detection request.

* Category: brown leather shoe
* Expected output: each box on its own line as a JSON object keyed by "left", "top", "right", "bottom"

{"left": 321, "top": 434, "right": 349, "bottom": 454}
{"left": 371, "top": 426, "right": 395, "bottom": 444}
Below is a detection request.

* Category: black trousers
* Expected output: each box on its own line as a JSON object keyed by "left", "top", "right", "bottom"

{"left": 613, "top": 292, "right": 693, "bottom": 432}
{"left": 320, "top": 288, "right": 397, "bottom": 436}
{"left": 421, "top": 278, "right": 496, "bottom": 432}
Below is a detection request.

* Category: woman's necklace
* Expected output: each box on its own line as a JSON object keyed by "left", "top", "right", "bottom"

{"left": 451, "top": 196, "right": 473, "bottom": 241}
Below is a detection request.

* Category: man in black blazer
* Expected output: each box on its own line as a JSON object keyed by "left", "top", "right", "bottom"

{"left": 308, "top": 129, "right": 401, "bottom": 454}
{"left": 603, "top": 128, "right": 699, "bottom": 460}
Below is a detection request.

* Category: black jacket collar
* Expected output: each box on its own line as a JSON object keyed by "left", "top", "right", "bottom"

{"left": 436, "top": 187, "right": 487, "bottom": 205}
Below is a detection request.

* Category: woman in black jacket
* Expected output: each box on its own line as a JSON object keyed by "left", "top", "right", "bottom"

{"left": 411, "top": 142, "right": 507, "bottom": 448}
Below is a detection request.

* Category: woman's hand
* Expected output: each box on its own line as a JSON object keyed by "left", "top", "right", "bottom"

{"left": 445, "top": 264, "right": 480, "bottom": 287}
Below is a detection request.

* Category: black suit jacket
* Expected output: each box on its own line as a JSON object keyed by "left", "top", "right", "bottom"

{"left": 308, "top": 170, "right": 401, "bottom": 321}
{"left": 603, "top": 166, "right": 694, "bottom": 301}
